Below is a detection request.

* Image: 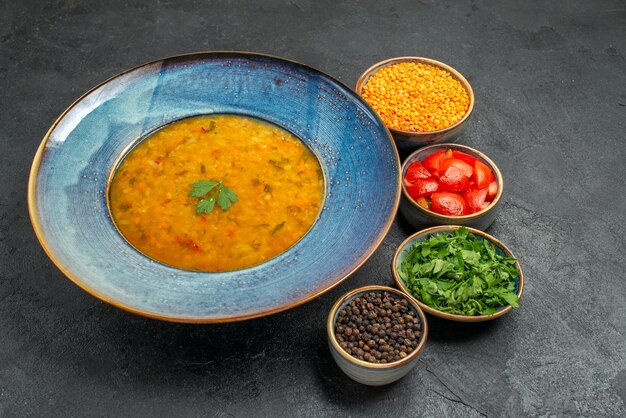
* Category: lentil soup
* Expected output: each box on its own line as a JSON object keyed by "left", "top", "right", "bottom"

{"left": 109, "top": 115, "right": 324, "bottom": 272}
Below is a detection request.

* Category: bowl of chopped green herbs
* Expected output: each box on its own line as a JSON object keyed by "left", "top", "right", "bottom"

{"left": 392, "top": 226, "right": 523, "bottom": 322}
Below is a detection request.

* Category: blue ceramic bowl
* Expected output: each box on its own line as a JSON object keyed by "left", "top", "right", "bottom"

{"left": 327, "top": 286, "right": 428, "bottom": 386}
{"left": 392, "top": 226, "right": 524, "bottom": 322}
{"left": 28, "top": 52, "right": 401, "bottom": 323}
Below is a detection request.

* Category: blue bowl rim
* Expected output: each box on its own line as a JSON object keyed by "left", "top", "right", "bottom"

{"left": 391, "top": 225, "right": 524, "bottom": 322}
{"left": 28, "top": 51, "right": 401, "bottom": 323}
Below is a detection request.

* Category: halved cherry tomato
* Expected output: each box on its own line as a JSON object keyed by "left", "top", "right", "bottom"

{"left": 439, "top": 166, "right": 470, "bottom": 192}
{"left": 421, "top": 150, "right": 448, "bottom": 177}
{"left": 431, "top": 192, "right": 467, "bottom": 216}
{"left": 463, "top": 188, "right": 489, "bottom": 212}
{"left": 404, "top": 160, "right": 432, "bottom": 184}
{"left": 451, "top": 150, "right": 478, "bottom": 167}
{"left": 487, "top": 181, "right": 498, "bottom": 201}
{"left": 414, "top": 149, "right": 497, "bottom": 216}
{"left": 473, "top": 160, "right": 495, "bottom": 188}
{"left": 406, "top": 178, "right": 439, "bottom": 199}
{"left": 440, "top": 158, "right": 473, "bottom": 178}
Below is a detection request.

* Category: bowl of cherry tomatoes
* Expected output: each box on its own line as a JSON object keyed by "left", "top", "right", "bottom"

{"left": 399, "top": 144, "right": 503, "bottom": 230}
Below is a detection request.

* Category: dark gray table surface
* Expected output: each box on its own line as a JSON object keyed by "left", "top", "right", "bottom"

{"left": 1, "top": 0, "right": 625, "bottom": 416}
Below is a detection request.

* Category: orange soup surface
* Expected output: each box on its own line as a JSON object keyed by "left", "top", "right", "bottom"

{"left": 109, "top": 115, "right": 324, "bottom": 271}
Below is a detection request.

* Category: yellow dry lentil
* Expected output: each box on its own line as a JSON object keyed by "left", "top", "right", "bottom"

{"left": 361, "top": 62, "right": 470, "bottom": 132}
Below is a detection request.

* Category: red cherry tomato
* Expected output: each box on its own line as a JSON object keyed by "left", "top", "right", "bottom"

{"left": 431, "top": 192, "right": 467, "bottom": 216}
{"left": 487, "top": 181, "right": 498, "bottom": 201}
{"left": 440, "top": 158, "right": 473, "bottom": 178}
{"left": 463, "top": 188, "right": 489, "bottom": 212}
{"left": 406, "top": 178, "right": 440, "bottom": 199}
{"left": 473, "top": 160, "right": 495, "bottom": 189}
{"left": 451, "top": 150, "right": 478, "bottom": 167}
{"left": 421, "top": 150, "right": 448, "bottom": 177}
{"left": 404, "top": 160, "right": 432, "bottom": 184}
{"left": 439, "top": 166, "right": 470, "bottom": 192}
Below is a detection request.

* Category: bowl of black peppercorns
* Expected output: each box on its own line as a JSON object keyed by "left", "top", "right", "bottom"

{"left": 327, "top": 285, "right": 428, "bottom": 385}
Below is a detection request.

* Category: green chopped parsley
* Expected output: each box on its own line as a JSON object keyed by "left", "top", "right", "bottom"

{"left": 397, "top": 227, "right": 520, "bottom": 316}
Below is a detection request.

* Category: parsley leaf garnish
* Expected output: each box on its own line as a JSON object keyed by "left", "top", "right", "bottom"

{"left": 189, "top": 180, "right": 219, "bottom": 197}
{"left": 398, "top": 227, "right": 520, "bottom": 315}
{"left": 189, "top": 179, "right": 237, "bottom": 215}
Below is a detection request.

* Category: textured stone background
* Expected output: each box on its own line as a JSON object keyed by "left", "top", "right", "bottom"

{"left": 1, "top": 0, "right": 625, "bottom": 416}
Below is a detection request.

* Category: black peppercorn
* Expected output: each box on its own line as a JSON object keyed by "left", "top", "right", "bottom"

{"left": 334, "top": 291, "right": 422, "bottom": 364}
